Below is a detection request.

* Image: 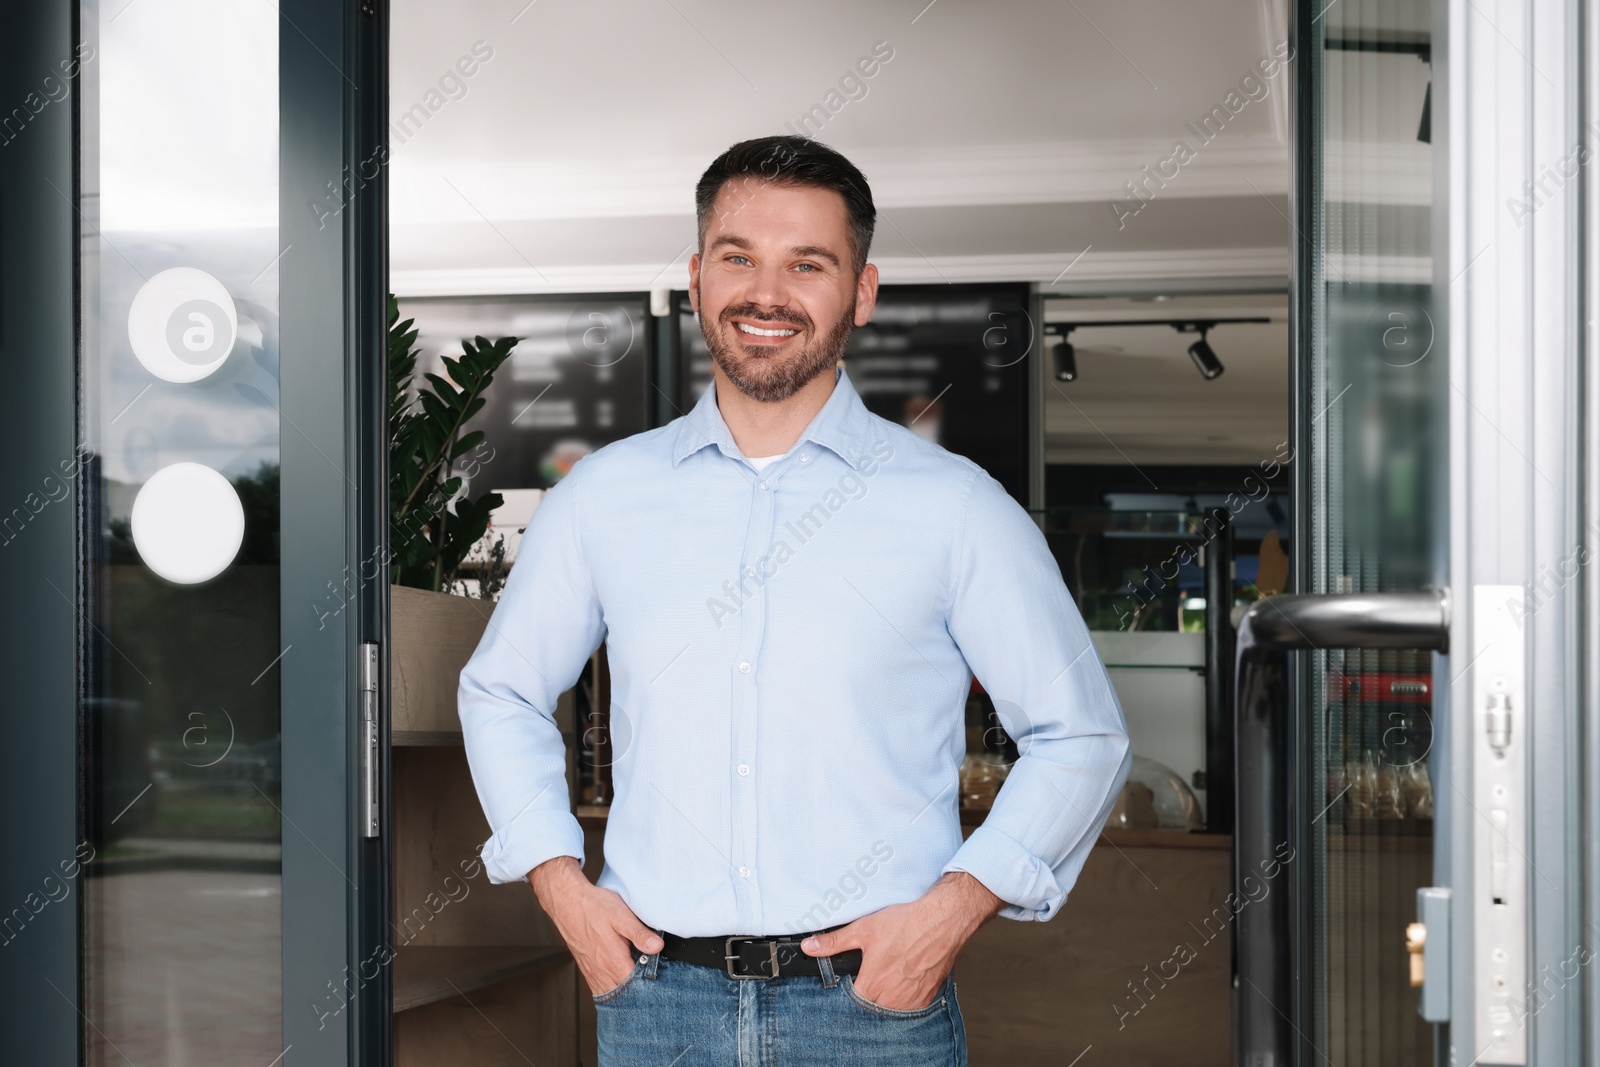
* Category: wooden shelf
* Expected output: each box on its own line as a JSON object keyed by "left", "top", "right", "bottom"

{"left": 391, "top": 585, "right": 580, "bottom": 1066}
{"left": 393, "top": 945, "right": 572, "bottom": 1014}
{"left": 393, "top": 729, "right": 462, "bottom": 746}
{"left": 1093, "top": 826, "right": 1230, "bottom": 850}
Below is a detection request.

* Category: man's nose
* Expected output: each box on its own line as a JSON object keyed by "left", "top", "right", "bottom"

{"left": 741, "top": 261, "right": 794, "bottom": 311}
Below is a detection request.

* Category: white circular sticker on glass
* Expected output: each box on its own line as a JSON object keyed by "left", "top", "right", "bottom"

{"left": 131, "top": 462, "right": 246, "bottom": 584}
{"left": 127, "top": 267, "right": 239, "bottom": 383}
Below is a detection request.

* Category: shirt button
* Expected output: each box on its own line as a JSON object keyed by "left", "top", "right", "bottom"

{"left": 738, "top": 866, "right": 750, "bottom": 878}
{"left": 737, "top": 661, "right": 752, "bottom": 674}
{"left": 738, "top": 763, "right": 750, "bottom": 776}
{"left": 800, "top": 454, "right": 810, "bottom": 462}
{"left": 744, "top": 566, "right": 756, "bottom": 578}
{"left": 758, "top": 480, "right": 769, "bottom": 490}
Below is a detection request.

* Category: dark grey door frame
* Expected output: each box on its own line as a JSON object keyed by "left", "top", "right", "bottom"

{"left": 0, "top": 0, "right": 84, "bottom": 1062}
{"left": 281, "top": 0, "right": 389, "bottom": 1063}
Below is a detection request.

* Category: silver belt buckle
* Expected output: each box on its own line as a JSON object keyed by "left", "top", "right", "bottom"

{"left": 724, "top": 936, "right": 780, "bottom": 980}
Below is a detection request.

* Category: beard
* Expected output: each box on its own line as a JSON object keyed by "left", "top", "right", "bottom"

{"left": 700, "top": 291, "right": 856, "bottom": 404}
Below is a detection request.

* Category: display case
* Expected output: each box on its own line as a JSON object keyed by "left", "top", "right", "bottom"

{"left": 1029, "top": 505, "right": 1287, "bottom": 632}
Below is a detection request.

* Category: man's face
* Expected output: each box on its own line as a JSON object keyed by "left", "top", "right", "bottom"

{"left": 689, "top": 180, "right": 878, "bottom": 404}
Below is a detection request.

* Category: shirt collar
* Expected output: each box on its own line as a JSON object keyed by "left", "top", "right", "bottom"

{"left": 671, "top": 364, "right": 876, "bottom": 470}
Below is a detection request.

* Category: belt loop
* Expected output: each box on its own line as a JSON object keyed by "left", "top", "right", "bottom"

{"left": 817, "top": 952, "right": 839, "bottom": 989}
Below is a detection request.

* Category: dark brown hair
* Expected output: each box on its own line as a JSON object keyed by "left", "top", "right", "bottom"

{"left": 695, "top": 135, "right": 877, "bottom": 274}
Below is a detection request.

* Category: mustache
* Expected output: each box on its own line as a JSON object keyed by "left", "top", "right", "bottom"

{"left": 719, "top": 304, "right": 811, "bottom": 331}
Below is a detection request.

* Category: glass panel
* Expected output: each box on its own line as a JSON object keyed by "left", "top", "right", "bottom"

{"left": 79, "top": 0, "right": 283, "bottom": 1062}
{"left": 1030, "top": 505, "right": 1288, "bottom": 632}
{"left": 1310, "top": 0, "right": 1443, "bottom": 1062}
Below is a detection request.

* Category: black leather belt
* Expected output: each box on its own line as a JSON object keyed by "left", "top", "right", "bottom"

{"left": 660, "top": 930, "right": 863, "bottom": 980}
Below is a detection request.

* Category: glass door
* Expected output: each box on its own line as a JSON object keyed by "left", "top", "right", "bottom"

{"left": 1303, "top": 1, "right": 1444, "bottom": 1063}
{"left": 1251, "top": 0, "right": 1594, "bottom": 1063}
{"left": 1234, "top": 0, "right": 1454, "bottom": 1064}
{"left": 67, "top": 0, "right": 386, "bottom": 1063}
{"left": 78, "top": 0, "right": 288, "bottom": 1060}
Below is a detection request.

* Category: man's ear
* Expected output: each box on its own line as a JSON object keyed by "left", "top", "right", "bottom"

{"left": 687, "top": 253, "right": 702, "bottom": 311}
{"left": 853, "top": 262, "right": 880, "bottom": 327}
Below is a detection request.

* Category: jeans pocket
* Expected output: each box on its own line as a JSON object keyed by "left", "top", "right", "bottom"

{"left": 841, "top": 974, "right": 947, "bottom": 1019}
{"left": 591, "top": 957, "right": 646, "bottom": 1005}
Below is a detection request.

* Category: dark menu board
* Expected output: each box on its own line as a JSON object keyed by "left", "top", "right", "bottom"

{"left": 678, "top": 283, "right": 1033, "bottom": 503}
{"left": 399, "top": 295, "right": 651, "bottom": 494}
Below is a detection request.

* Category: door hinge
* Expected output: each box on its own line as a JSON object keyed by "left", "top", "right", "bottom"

{"left": 359, "top": 641, "right": 380, "bottom": 838}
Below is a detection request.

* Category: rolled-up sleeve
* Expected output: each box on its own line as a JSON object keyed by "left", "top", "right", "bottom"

{"left": 458, "top": 464, "right": 604, "bottom": 885}
{"left": 939, "top": 469, "right": 1132, "bottom": 921}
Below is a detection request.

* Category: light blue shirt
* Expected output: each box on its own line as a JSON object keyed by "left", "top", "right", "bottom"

{"left": 458, "top": 365, "right": 1131, "bottom": 937}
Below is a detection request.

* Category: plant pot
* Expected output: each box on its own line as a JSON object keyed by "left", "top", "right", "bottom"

{"left": 391, "top": 584, "right": 494, "bottom": 739}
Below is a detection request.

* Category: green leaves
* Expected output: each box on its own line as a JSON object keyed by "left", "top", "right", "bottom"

{"left": 388, "top": 295, "right": 518, "bottom": 592}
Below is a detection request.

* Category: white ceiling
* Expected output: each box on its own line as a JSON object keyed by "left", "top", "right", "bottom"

{"left": 390, "top": 0, "right": 1295, "bottom": 294}
{"left": 1044, "top": 293, "right": 1288, "bottom": 465}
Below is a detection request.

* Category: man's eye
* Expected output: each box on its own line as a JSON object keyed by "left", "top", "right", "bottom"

{"left": 728, "top": 255, "right": 751, "bottom": 265}
{"left": 795, "top": 263, "right": 817, "bottom": 273}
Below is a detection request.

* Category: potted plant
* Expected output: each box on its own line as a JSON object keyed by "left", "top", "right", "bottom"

{"left": 387, "top": 296, "right": 517, "bottom": 736}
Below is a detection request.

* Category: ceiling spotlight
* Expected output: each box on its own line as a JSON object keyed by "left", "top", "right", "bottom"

{"left": 1188, "top": 328, "right": 1225, "bottom": 380}
{"left": 1045, "top": 317, "right": 1258, "bottom": 382}
{"left": 1053, "top": 338, "right": 1077, "bottom": 381}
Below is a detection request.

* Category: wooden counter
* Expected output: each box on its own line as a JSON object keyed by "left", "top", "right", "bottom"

{"left": 955, "top": 828, "right": 1234, "bottom": 1065}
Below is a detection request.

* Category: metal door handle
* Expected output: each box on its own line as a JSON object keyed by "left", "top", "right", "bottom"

{"left": 1233, "top": 589, "right": 1449, "bottom": 1066}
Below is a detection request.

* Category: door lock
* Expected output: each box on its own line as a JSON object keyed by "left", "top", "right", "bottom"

{"left": 1406, "top": 922, "right": 1426, "bottom": 988}
{"left": 1471, "top": 589, "right": 1526, "bottom": 1062}
{"left": 1486, "top": 684, "right": 1512, "bottom": 753}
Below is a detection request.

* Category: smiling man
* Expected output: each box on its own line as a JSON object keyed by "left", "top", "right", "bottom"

{"left": 458, "top": 135, "right": 1131, "bottom": 1066}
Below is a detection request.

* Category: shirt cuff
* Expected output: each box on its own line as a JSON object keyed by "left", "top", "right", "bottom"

{"left": 478, "top": 806, "right": 587, "bottom": 885}
{"left": 940, "top": 823, "right": 1066, "bottom": 921}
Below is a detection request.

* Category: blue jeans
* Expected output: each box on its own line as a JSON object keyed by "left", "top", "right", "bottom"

{"left": 594, "top": 948, "right": 968, "bottom": 1066}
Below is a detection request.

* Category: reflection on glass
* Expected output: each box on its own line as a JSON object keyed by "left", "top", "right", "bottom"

{"left": 1310, "top": 1, "right": 1442, "bottom": 1062}
{"left": 80, "top": 0, "right": 283, "bottom": 1062}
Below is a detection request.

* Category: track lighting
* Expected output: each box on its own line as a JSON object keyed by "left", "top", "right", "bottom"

{"left": 1042, "top": 316, "right": 1262, "bottom": 382}
{"left": 1187, "top": 328, "right": 1225, "bottom": 380}
{"left": 1053, "top": 336, "right": 1077, "bottom": 381}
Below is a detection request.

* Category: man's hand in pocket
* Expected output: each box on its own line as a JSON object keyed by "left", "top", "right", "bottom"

{"left": 529, "top": 856, "right": 661, "bottom": 996}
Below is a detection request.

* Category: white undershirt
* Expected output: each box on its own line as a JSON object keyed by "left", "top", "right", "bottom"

{"left": 746, "top": 454, "right": 783, "bottom": 472}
